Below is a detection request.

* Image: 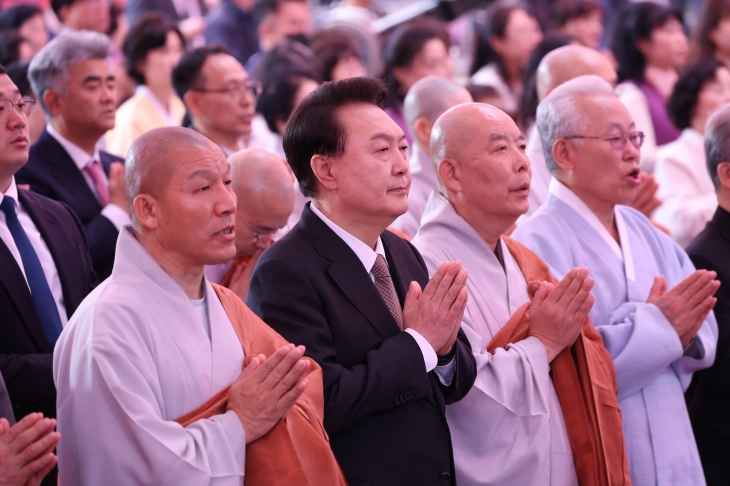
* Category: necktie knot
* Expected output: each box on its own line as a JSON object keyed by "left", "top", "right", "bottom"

{"left": 371, "top": 254, "right": 391, "bottom": 280}
{"left": 0, "top": 196, "right": 17, "bottom": 218}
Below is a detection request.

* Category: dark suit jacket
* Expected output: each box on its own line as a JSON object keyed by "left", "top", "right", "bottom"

{"left": 685, "top": 206, "right": 730, "bottom": 486}
{"left": 247, "top": 204, "right": 477, "bottom": 486}
{"left": 16, "top": 128, "right": 124, "bottom": 281}
{"left": 205, "top": 0, "right": 259, "bottom": 67}
{"left": 126, "top": 0, "right": 208, "bottom": 27}
{"left": 0, "top": 188, "right": 97, "bottom": 421}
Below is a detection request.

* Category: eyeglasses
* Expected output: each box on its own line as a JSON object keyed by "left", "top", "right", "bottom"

{"left": 0, "top": 97, "right": 36, "bottom": 122}
{"left": 563, "top": 131, "right": 645, "bottom": 150}
{"left": 243, "top": 219, "right": 277, "bottom": 244}
{"left": 191, "top": 80, "right": 263, "bottom": 100}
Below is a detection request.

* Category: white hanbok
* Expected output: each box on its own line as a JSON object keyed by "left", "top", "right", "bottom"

{"left": 525, "top": 124, "right": 551, "bottom": 218}
{"left": 513, "top": 178, "right": 717, "bottom": 486}
{"left": 54, "top": 226, "right": 246, "bottom": 485}
{"left": 412, "top": 192, "right": 577, "bottom": 486}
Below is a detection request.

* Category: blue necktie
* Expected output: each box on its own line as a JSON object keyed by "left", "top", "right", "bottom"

{"left": 0, "top": 196, "right": 63, "bottom": 345}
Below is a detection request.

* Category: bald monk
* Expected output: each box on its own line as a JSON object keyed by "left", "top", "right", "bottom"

{"left": 412, "top": 103, "right": 630, "bottom": 485}
{"left": 53, "top": 127, "right": 344, "bottom": 485}
{"left": 525, "top": 45, "right": 659, "bottom": 219}
{"left": 205, "top": 148, "right": 295, "bottom": 301}
{"left": 391, "top": 75, "right": 472, "bottom": 238}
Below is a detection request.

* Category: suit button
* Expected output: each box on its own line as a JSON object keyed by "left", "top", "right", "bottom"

{"left": 394, "top": 395, "right": 401, "bottom": 405}
{"left": 440, "top": 472, "right": 451, "bottom": 483}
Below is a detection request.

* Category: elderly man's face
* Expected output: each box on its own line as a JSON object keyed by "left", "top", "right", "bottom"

{"left": 234, "top": 191, "right": 293, "bottom": 258}
{"left": 450, "top": 107, "right": 530, "bottom": 223}
{"left": 566, "top": 95, "right": 641, "bottom": 207}
{"left": 52, "top": 59, "right": 116, "bottom": 136}
{"left": 0, "top": 75, "right": 30, "bottom": 189}
{"left": 155, "top": 144, "right": 237, "bottom": 266}
{"left": 326, "top": 103, "right": 410, "bottom": 224}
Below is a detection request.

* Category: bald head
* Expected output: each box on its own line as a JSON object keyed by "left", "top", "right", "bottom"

{"left": 536, "top": 45, "right": 617, "bottom": 101}
{"left": 229, "top": 148, "right": 295, "bottom": 257}
{"left": 404, "top": 75, "right": 473, "bottom": 152}
{"left": 126, "top": 126, "right": 220, "bottom": 204}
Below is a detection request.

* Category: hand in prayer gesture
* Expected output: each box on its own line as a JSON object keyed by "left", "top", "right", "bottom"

{"left": 0, "top": 413, "right": 60, "bottom": 486}
{"left": 108, "top": 162, "right": 130, "bottom": 214}
{"left": 627, "top": 172, "right": 661, "bottom": 217}
{"left": 529, "top": 267, "right": 596, "bottom": 363}
{"left": 228, "top": 248, "right": 265, "bottom": 302}
{"left": 403, "top": 261, "right": 469, "bottom": 356}
{"left": 647, "top": 271, "right": 720, "bottom": 347}
{"left": 227, "top": 344, "right": 310, "bottom": 444}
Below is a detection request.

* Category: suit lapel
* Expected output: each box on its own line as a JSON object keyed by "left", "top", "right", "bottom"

{"left": 18, "top": 190, "right": 77, "bottom": 320}
{"left": 300, "top": 205, "right": 401, "bottom": 340}
{"left": 99, "top": 151, "right": 114, "bottom": 176}
{"left": 0, "top": 239, "right": 51, "bottom": 352}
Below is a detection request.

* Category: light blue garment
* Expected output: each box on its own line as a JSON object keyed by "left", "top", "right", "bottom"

{"left": 513, "top": 187, "right": 717, "bottom": 486}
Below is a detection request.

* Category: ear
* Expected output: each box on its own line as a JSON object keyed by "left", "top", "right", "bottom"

{"left": 717, "top": 161, "right": 730, "bottom": 189}
{"left": 551, "top": 138, "right": 576, "bottom": 171}
{"left": 413, "top": 117, "right": 433, "bottom": 150}
{"left": 310, "top": 154, "right": 337, "bottom": 192}
{"left": 183, "top": 91, "right": 200, "bottom": 117}
{"left": 488, "top": 36, "right": 505, "bottom": 56}
{"left": 438, "top": 158, "right": 462, "bottom": 193}
{"left": 43, "top": 89, "right": 61, "bottom": 118}
{"left": 133, "top": 194, "right": 160, "bottom": 231}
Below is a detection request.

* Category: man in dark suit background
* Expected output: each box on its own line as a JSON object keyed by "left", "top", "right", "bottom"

{"left": 686, "top": 103, "right": 730, "bottom": 486}
{"left": 0, "top": 63, "right": 96, "bottom": 485}
{"left": 247, "top": 77, "right": 477, "bottom": 485}
{"left": 17, "top": 31, "right": 130, "bottom": 281}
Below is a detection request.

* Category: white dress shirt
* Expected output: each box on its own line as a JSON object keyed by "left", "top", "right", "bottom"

{"left": 310, "top": 203, "right": 455, "bottom": 382}
{"left": 46, "top": 125, "right": 131, "bottom": 231}
{"left": 0, "top": 178, "right": 67, "bottom": 326}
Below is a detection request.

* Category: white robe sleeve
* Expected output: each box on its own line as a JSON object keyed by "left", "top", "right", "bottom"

{"left": 55, "top": 302, "right": 246, "bottom": 485}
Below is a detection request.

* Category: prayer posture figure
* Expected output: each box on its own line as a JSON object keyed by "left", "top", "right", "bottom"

{"left": 514, "top": 75, "right": 719, "bottom": 486}
{"left": 54, "top": 127, "right": 343, "bottom": 485}
{"left": 413, "top": 102, "right": 629, "bottom": 486}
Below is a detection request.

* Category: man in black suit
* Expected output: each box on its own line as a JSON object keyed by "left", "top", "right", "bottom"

{"left": 247, "top": 77, "right": 477, "bottom": 485}
{"left": 0, "top": 63, "right": 95, "bottom": 485}
{"left": 686, "top": 104, "right": 730, "bottom": 486}
{"left": 17, "top": 31, "right": 130, "bottom": 281}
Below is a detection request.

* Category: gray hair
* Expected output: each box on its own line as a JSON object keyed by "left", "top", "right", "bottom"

{"left": 704, "top": 103, "right": 730, "bottom": 188}
{"left": 536, "top": 75, "right": 616, "bottom": 172}
{"left": 29, "top": 31, "right": 114, "bottom": 117}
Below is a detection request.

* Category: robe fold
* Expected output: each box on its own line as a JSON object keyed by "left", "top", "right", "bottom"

{"left": 413, "top": 193, "right": 629, "bottom": 486}
{"left": 175, "top": 284, "right": 347, "bottom": 486}
{"left": 513, "top": 178, "right": 718, "bottom": 486}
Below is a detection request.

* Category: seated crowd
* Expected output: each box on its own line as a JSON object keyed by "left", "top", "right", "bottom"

{"left": 0, "top": 0, "right": 728, "bottom": 485}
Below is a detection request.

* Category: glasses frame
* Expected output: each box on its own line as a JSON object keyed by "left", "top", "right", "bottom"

{"left": 0, "top": 97, "right": 36, "bottom": 122}
{"left": 563, "top": 131, "right": 645, "bottom": 150}
{"left": 191, "top": 80, "right": 263, "bottom": 99}
{"left": 243, "top": 218, "right": 277, "bottom": 244}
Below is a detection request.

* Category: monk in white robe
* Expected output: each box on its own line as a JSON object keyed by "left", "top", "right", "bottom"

{"left": 413, "top": 103, "right": 630, "bottom": 486}
{"left": 391, "top": 75, "right": 472, "bottom": 238}
{"left": 54, "top": 127, "right": 344, "bottom": 485}
{"left": 514, "top": 75, "right": 720, "bottom": 486}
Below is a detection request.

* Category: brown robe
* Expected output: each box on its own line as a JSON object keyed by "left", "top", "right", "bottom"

{"left": 175, "top": 284, "right": 346, "bottom": 486}
{"left": 487, "top": 237, "right": 632, "bottom": 486}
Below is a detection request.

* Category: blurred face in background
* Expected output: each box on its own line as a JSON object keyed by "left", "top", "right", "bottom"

{"left": 639, "top": 17, "right": 688, "bottom": 70}
{"left": 393, "top": 38, "right": 453, "bottom": 94}
{"left": 490, "top": 9, "right": 543, "bottom": 73}
{"left": 693, "top": 66, "right": 730, "bottom": 133}
{"left": 18, "top": 13, "right": 48, "bottom": 56}
{"left": 562, "top": 10, "right": 603, "bottom": 50}
{"left": 59, "top": 0, "right": 111, "bottom": 33}
{"left": 138, "top": 30, "right": 185, "bottom": 91}
{"left": 709, "top": 17, "right": 730, "bottom": 60}
{"left": 260, "top": 1, "right": 311, "bottom": 51}
{"left": 331, "top": 55, "right": 366, "bottom": 81}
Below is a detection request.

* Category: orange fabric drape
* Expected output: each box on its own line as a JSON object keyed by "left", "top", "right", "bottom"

{"left": 220, "top": 256, "right": 251, "bottom": 288}
{"left": 175, "top": 284, "right": 347, "bottom": 486}
{"left": 487, "top": 237, "right": 631, "bottom": 486}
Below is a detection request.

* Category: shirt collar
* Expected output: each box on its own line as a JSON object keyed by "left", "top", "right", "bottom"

{"left": 46, "top": 124, "right": 101, "bottom": 171}
{"left": 310, "top": 203, "right": 387, "bottom": 272}
{"left": 0, "top": 178, "right": 19, "bottom": 215}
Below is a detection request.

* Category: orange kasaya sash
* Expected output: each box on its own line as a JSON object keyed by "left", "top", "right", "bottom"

{"left": 220, "top": 256, "right": 251, "bottom": 288}
{"left": 174, "top": 284, "right": 347, "bottom": 486}
{"left": 488, "top": 237, "right": 631, "bottom": 486}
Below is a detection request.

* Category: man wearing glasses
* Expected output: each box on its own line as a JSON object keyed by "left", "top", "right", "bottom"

{"left": 0, "top": 62, "right": 96, "bottom": 486}
{"left": 514, "top": 75, "right": 720, "bottom": 486}
{"left": 172, "top": 44, "right": 268, "bottom": 156}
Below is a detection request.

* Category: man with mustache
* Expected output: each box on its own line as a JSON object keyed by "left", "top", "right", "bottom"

{"left": 412, "top": 102, "right": 629, "bottom": 485}
{"left": 514, "top": 75, "right": 719, "bottom": 485}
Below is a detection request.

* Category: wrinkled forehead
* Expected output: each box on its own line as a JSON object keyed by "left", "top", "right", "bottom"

{"left": 338, "top": 103, "right": 405, "bottom": 144}
{"left": 575, "top": 94, "right": 634, "bottom": 132}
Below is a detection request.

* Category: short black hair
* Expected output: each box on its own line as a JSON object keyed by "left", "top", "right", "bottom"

{"left": 550, "top": 0, "right": 603, "bottom": 28}
{"left": 611, "top": 2, "right": 683, "bottom": 83}
{"left": 257, "top": 66, "right": 320, "bottom": 134}
{"left": 51, "top": 0, "right": 78, "bottom": 19}
{"left": 172, "top": 44, "right": 231, "bottom": 101}
{"left": 667, "top": 59, "right": 726, "bottom": 131}
{"left": 283, "top": 77, "right": 389, "bottom": 198}
{"left": 310, "top": 28, "right": 362, "bottom": 82}
{"left": 6, "top": 61, "right": 32, "bottom": 96}
{"left": 0, "top": 4, "right": 43, "bottom": 30}
{"left": 0, "top": 30, "right": 26, "bottom": 67}
{"left": 123, "top": 13, "right": 184, "bottom": 85}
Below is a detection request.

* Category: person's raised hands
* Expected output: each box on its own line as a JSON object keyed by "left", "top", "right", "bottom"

{"left": 0, "top": 413, "right": 60, "bottom": 486}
